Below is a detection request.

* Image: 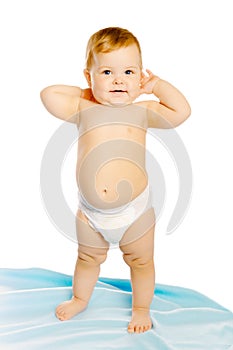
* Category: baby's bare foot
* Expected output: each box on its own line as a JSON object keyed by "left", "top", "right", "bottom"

{"left": 55, "top": 296, "right": 87, "bottom": 321}
{"left": 128, "top": 308, "right": 152, "bottom": 334}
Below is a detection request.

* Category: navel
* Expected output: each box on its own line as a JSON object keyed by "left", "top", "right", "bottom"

{"left": 103, "top": 188, "right": 108, "bottom": 194}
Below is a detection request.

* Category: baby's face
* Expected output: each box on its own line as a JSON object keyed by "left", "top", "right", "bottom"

{"left": 85, "top": 44, "right": 142, "bottom": 106}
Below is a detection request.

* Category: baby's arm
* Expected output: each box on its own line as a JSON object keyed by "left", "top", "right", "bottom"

{"left": 40, "top": 85, "right": 94, "bottom": 123}
{"left": 138, "top": 70, "right": 191, "bottom": 128}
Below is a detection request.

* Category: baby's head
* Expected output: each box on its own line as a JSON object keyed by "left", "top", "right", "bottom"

{"left": 85, "top": 27, "right": 142, "bottom": 70}
{"left": 84, "top": 27, "right": 143, "bottom": 106}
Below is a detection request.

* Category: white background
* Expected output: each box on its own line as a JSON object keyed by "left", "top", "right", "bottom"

{"left": 0, "top": 0, "right": 232, "bottom": 311}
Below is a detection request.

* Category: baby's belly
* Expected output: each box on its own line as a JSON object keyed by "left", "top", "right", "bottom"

{"left": 76, "top": 128, "right": 148, "bottom": 209}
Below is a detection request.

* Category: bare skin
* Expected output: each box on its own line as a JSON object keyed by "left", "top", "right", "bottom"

{"left": 56, "top": 297, "right": 88, "bottom": 321}
{"left": 56, "top": 208, "right": 155, "bottom": 333}
{"left": 41, "top": 41, "right": 190, "bottom": 334}
{"left": 121, "top": 220, "right": 155, "bottom": 333}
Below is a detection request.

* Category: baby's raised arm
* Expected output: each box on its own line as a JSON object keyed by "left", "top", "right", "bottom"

{"left": 40, "top": 85, "right": 94, "bottom": 123}
{"left": 138, "top": 70, "right": 191, "bottom": 128}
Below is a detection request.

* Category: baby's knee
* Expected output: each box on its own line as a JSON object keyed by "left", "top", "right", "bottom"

{"left": 78, "top": 245, "right": 108, "bottom": 266}
{"left": 123, "top": 253, "right": 154, "bottom": 270}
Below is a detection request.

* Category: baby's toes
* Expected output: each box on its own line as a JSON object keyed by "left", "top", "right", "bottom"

{"left": 56, "top": 306, "right": 65, "bottom": 320}
{"left": 127, "top": 323, "right": 135, "bottom": 333}
{"left": 144, "top": 324, "right": 151, "bottom": 332}
{"left": 135, "top": 325, "right": 144, "bottom": 333}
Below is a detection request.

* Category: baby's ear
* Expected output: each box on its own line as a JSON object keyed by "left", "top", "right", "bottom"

{"left": 83, "top": 69, "right": 92, "bottom": 87}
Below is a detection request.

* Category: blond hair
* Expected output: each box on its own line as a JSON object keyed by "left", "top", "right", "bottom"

{"left": 85, "top": 27, "right": 142, "bottom": 70}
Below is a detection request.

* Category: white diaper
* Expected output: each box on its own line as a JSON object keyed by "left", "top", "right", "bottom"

{"left": 78, "top": 185, "right": 152, "bottom": 245}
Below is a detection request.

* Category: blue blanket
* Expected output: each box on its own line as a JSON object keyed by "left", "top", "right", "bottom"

{"left": 0, "top": 268, "right": 232, "bottom": 349}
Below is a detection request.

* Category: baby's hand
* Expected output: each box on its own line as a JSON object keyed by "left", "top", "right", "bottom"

{"left": 140, "top": 69, "right": 160, "bottom": 95}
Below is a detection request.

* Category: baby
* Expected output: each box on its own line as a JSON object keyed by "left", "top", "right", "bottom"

{"left": 40, "top": 27, "right": 191, "bottom": 333}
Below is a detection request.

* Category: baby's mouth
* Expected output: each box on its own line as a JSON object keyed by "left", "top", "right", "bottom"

{"left": 110, "top": 90, "right": 127, "bottom": 93}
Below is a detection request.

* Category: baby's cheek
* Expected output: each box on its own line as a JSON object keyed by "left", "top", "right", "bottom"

{"left": 130, "top": 86, "right": 141, "bottom": 99}
{"left": 91, "top": 88, "right": 105, "bottom": 104}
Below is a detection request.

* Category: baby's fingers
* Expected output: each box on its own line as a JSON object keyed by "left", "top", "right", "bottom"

{"left": 145, "top": 69, "right": 154, "bottom": 77}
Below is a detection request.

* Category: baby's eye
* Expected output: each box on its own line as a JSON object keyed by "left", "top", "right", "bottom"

{"left": 125, "top": 70, "right": 133, "bottom": 75}
{"left": 103, "top": 70, "right": 111, "bottom": 75}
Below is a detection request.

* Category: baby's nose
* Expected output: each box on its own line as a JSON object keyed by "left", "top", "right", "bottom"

{"left": 113, "top": 75, "right": 123, "bottom": 84}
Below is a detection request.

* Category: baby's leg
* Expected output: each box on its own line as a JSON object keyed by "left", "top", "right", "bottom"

{"left": 56, "top": 210, "right": 109, "bottom": 321}
{"left": 120, "top": 208, "right": 155, "bottom": 333}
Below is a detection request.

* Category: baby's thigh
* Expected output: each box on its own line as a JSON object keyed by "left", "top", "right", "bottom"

{"left": 119, "top": 207, "right": 155, "bottom": 252}
{"left": 76, "top": 210, "right": 109, "bottom": 249}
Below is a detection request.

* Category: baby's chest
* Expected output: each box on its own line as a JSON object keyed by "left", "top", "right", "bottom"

{"left": 78, "top": 105, "right": 148, "bottom": 136}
